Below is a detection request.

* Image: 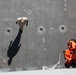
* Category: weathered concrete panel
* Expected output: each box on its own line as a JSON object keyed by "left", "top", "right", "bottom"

{"left": 0, "top": 0, "right": 75, "bottom": 70}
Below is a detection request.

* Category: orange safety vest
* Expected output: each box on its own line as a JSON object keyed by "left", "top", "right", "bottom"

{"left": 69, "top": 40, "right": 76, "bottom": 62}
{"left": 64, "top": 49, "right": 76, "bottom": 64}
{"left": 64, "top": 50, "right": 73, "bottom": 61}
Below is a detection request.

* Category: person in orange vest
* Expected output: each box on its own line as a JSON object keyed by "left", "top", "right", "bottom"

{"left": 64, "top": 39, "right": 76, "bottom": 68}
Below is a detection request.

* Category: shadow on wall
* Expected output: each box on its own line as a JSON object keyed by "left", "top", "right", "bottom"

{"left": 7, "top": 29, "right": 23, "bottom": 66}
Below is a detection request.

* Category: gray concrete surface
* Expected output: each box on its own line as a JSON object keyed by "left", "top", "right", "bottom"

{"left": 0, "top": 0, "right": 76, "bottom": 70}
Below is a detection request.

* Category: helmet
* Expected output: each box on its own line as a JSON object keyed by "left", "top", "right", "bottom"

{"left": 68, "top": 39, "right": 76, "bottom": 50}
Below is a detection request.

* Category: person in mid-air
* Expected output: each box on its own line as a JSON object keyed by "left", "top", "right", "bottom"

{"left": 7, "top": 17, "right": 28, "bottom": 65}
{"left": 63, "top": 39, "right": 76, "bottom": 68}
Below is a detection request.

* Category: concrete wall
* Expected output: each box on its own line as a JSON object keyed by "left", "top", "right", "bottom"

{"left": 0, "top": 0, "right": 76, "bottom": 70}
